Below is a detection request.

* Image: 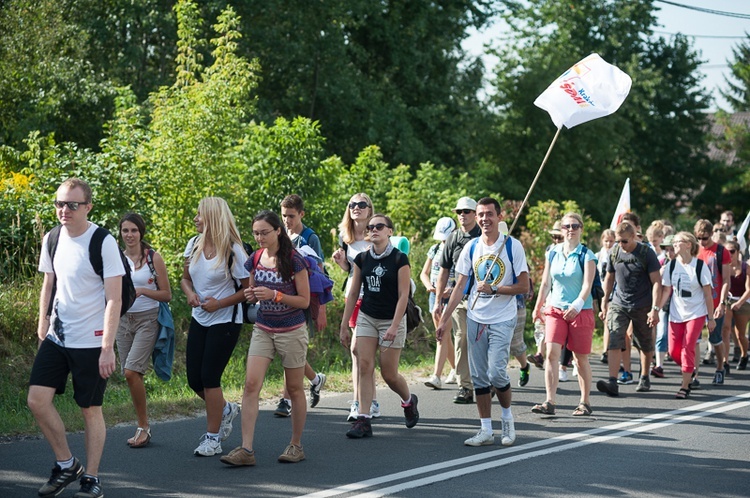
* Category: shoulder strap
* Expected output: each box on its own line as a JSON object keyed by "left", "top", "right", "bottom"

{"left": 696, "top": 258, "right": 705, "bottom": 284}
{"left": 505, "top": 236, "right": 517, "bottom": 284}
{"left": 252, "top": 248, "right": 264, "bottom": 269}
{"left": 45, "top": 226, "right": 62, "bottom": 317}
{"left": 88, "top": 227, "right": 109, "bottom": 280}
{"left": 299, "top": 226, "right": 314, "bottom": 246}
{"left": 463, "top": 237, "right": 481, "bottom": 295}
{"left": 577, "top": 244, "right": 587, "bottom": 271}
{"left": 146, "top": 249, "right": 159, "bottom": 290}
{"left": 669, "top": 259, "right": 677, "bottom": 281}
{"left": 716, "top": 244, "right": 725, "bottom": 267}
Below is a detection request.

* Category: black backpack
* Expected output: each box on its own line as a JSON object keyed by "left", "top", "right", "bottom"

{"left": 46, "top": 225, "right": 137, "bottom": 317}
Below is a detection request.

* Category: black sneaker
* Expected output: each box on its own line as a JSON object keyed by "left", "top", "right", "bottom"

{"left": 346, "top": 416, "right": 373, "bottom": 438}
{"left": 724, "top": 362, "right": 731, "bottom": 377}
{"left": 636, "top": 376, "right": 651, "bottom": 392}
{"left": 274, "top": 398, "right": 291, "bottom": 417}
{"left": 309, "top": 373, "right": 326, "bottom": 408}
{"left": 712, "top": 370, "right": 724, "bottom": 385}
{"left": 453, "top": 387, "right": 474, "bottom": 404}
{"left": 690, "top": 371, "right": 701, "bottom": 390}
{"left": 739, "top": 356, "right": 748, "bottom": 370}
{"left": 599, "top": 352, "right": 608, "bottom": 364}
{"left": 38, "top": 458, "right": 84, "bottom": 497}
{"left": 596, "top": 379, "right": 619, "bottom": 397}
{"left": 74, "top": 475, "right": 103, "bottom": 498}
{"left": 403, "top": 394, "right": 419, "bottom": 428}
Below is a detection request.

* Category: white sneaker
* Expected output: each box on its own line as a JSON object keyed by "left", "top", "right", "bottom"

{"left": 219, "top": 402, "right": 240, "bottom": 441}
{"left": 501, "top": 417, "right": 516, "bottom": 446}
{"left": 347, "top": 400, "right": 359, "bottom": 422}
{"left": 194, "top": 434, "right": 222, "bottom": 456}
{"left": 464, "top": 428, "right": 495, "bottom": 446}
{"left": 572, "top": 365, "right": 579, "bottom": 378}
{"left": 370, "top": 400, "right": 381, "bottom": 418}
{"left": 559, "top": 368, "right": 569, "bottom": 382}
{"left": 425, "top": 375, "right": 442, "bottom": 389}
{"left": 445, "top": 369, "right": 457, "bottom": 385}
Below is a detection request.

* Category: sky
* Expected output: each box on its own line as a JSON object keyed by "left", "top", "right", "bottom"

{"left": 463, "top": 0, "right": 750, "bottom": 112}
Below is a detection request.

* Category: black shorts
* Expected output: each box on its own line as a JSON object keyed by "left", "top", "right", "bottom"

{"left": 29, "top": 338, "right": 108, "bottom": 408}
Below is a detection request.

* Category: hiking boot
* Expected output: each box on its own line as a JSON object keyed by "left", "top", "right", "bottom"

{"left": 194, "top": 434, "right": 222, "bottom": 456}
{"left": 739, "top": 356, "right": 749, "bottom": 370}
{"left": 220, "top": 447, "right": 256, "bottom": 466}
{"left": 278, "top": 443, "right": 305, "bottom": 463}
{"left": 346, "top": 416, "right": 373, "bottom": 438}
{"left": 453, "top": 387, "right": 474, "bottom": 404}
{"left": 220, "top": 401, "right": 240, "bottom": 441}
{"left": 712, "top": 370, "right": 724, "bottom": 385}
{"left": 274, "top": 398, "right": 292, "bottom": 418}
{"left": 370, "top": 400, "right": 381, "bottom": 418}
{"left": 518, "top": 364, "right": 530, "bottom": 387}
{"left": 403, "top": 394, "right": 420, "bottom": 428}
{"left": 347, "top": 400, "right": 359, "bottom": 422}
{"left": 73, "top": 476, "right": 103, "bottom": 498}
{"left": 425, "top": 375, "right": 442, "bottom": 389}
{"left": 596, "top": 379, "right": 619, "bottom": 397}
{"left": 464, "top": 428, "right": 494, "bottom": 446}
{"left": 501, "top": 417, "right": 516, "bottom": 446}
{"left": 38, "top": 458, "right": 84, "bottom": 497}
{"left": 651, "top": 366, "right": 665, "bottom": 378}
{"left": 617, "top": 371, "right": 634, "bottom": 385}
{"left": 309, "top": 373, "right": 326, "bottom": 408}
{"left": 528, "top": 353, "right": 544, "bottom": 369}
{"left": 636, "top": 376, "right": 651, "bottom": 392}
{"left": 444, "top": 369, "right": 457, "bottom": 384}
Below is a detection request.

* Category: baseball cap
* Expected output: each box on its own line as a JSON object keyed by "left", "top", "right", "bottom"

{"left": 660, "top": 235, "right": 674, "bottom": 248}
{"left": 433, "top": 217, "right": 456, "bottom": 241}
{"left": 548, "top": 221, "right": 562, "bottom": 236}
{"left": 454, "top": 197, "right": 477, "bottom": 211}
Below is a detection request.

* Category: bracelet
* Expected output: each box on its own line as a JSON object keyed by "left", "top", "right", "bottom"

{"left": 274, "top": 290, "right": 284, "bottom": 303}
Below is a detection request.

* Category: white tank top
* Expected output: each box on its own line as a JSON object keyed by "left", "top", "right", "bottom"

{"left": 127, "top": 255, "right": 159, "bottom": 313}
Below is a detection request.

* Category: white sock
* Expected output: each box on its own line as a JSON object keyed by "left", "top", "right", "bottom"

{"left": 480, "top": 418, "right": 493, "bottom": 433}
{"left": 285, "top": 398, "right": 292, "bottom": 407}
{"left": 501, "top": 406, "right": 513, "bottom": 419}
{"left": 207, "top": 432, "right": 220, "bottom": 441}
{"left": 223, "top": 402, "right": 231, "bottom": 417}
{"left": 311, "top": 374, "right": 321, "bottom": 386}
{"left": 57, "top": 456, "right": 75, "bottom": 469}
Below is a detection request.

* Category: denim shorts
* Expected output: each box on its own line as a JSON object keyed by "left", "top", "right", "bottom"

{"left": 466, "top": 316, "right": 516, "bottom": 390}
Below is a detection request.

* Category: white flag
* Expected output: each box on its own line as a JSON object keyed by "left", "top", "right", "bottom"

{"left": 610, "top": 178, "right": 631, "bottom": 231}
{"left": 736, "top": 210, "right": 750, "bottom": 255}
{"left": 534, "top": 53, "right": 632, "bottom": 129}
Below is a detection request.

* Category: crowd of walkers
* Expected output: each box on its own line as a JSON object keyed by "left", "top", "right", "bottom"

{"left": 27, "top": 178, "right": 750, "bottom": 497}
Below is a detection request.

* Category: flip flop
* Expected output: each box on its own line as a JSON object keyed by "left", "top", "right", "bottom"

{"left": 531, "top": 401, "right": 555, "bottom": 415}
{"left": 572, "top": 402, "right": 592, "bottom": 416}
{"left": 127, "top": 427, "right": 152, "bottom": 448}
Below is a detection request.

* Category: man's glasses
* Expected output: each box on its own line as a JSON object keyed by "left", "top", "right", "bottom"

{"left": 696, "top": 236, "right": 710, "bottom": 241}
{"left": 714, "top": 228, "right": 724, "bottom": 233}
{"left": 366, "top": 223, "right": 390, "bottom": 232}
{"left": 349, "top": 201, "right": 370, "bottom": 210}
{"left": 454, "top": 209, "right": 474, "bottom": 215}
{"left": 561, "top": 223, "right": 582, "bottom": 230}
{"left": 616, "top": 239, "right": 632, "bottom": 245}
{"left": 54, "top": 200, "right": 88, "bottom": 211}
{"left": 551, "top": 235, "right": 563, "bottom": 241}
{"left": 730, "top": 249, "right": 737, "bottom": 254}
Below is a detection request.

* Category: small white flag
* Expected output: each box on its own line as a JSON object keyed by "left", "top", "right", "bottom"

{"left": 610, "top": 178, "right": 631, "bottom": 231}
{"left": 534, "top": 53, "right": 632, "bottom": 129}
{"left": 736, "top": 210, "right": 750, "bottom": 255}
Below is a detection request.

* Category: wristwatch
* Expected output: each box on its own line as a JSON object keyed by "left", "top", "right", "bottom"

{"left": 652, "top": 305, "right": 660, "bottom": 312}
{"left": 490, "top": 285, "right": 498, "bottom": 295}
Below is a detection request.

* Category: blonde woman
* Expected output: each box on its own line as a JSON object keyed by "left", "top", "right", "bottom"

{"left": 331, "top": 193, "right": 379, "bottom": 421}
{"left": 181, "top": 197, "right": 249, "bottom": 456}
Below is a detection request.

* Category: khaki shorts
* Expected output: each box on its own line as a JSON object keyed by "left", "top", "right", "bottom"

{"left": 248, "top": 323, "right": 309, "bottom": 369}
{"left": 117, "top": 307, "right": 159, "bottom": 374}
{"left": 355, "top": 311, "right": 407, "bottom": 349}
{"left": 733, "top": 301, "right": 750, "bottom": 316}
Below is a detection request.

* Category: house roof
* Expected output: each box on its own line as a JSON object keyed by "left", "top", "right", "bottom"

{"left": 708, "top": 112, "right": 750, "bottom": 165}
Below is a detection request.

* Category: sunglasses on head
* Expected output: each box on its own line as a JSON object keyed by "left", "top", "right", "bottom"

{"left": 454, "top": 209, "right": 474, "bottom": 215}
{"left": 54, "top": 200, "right": 88, "bottom": 211}
{"left": 349, "top": 201, "right": 370, "bottom": 210}
{"left": 366, "top": 223, "right": 391, "bottom": 232}
{"left": 561, "top": 223, "right": 582, "bottom": 230}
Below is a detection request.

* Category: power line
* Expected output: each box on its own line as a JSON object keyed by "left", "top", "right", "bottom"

{"left": 655, "top": 0, "right": 750, "bottom": 20}
{"left": 653, "top": 30, "right": 747, "bottom": 40}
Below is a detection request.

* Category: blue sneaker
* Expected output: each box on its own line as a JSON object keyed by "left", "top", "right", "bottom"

{"left": 617, "top": 371, "right": 634, "bottom": 385}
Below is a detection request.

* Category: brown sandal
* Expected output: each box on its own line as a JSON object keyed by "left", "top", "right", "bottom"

{"left": 531, "top": 401, "right": 556, "bottom": 415}
{"left": 127, "top": 426, "right": 151, "bottom": 448}
{"left": 572, "top": 402, "right": 593, "bottom": 416}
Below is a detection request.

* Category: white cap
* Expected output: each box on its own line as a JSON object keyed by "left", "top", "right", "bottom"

{"left": 433, "top": 217, "right": 456, "bottom": 241}
{"left": 454, "top": 197, "right": 477, "bottom": 211}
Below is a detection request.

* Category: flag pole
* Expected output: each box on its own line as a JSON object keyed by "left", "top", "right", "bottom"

{"left": 470, "top": 127, "right": 562, "bottom": 310}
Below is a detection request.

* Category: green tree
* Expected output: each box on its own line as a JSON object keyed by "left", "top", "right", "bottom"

{"left": 721, "top": 33, "right": 750, "bottom": 112}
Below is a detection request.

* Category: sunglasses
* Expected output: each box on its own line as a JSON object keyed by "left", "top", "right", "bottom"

{"left": 730, "top": 249, "right": 737, "bottom": 254}
{"left": 561, "top": 223, "right": 582, "bottom": 230}
{"left": 615, "top": 239, "right": 632, "bottom": 245}
{"left": 366, "top": 223, "right": 391, "bottom": 232}
{"left": 696, "top": 236, "right": 710, "bottom": 241}
{"left": 54, "top": 200, "right": 89, "bottom": 211}
{"left": 454, "top": 209, "right": 474, "bottom": 215}
{"left": 713, "top": 228, "right": 724, "bottom": 233}
{"left": 349, "top": 201, "right": 370, "bottom": 210}
{"left": 551, "top": 235, "right": 563, "bottom": 241}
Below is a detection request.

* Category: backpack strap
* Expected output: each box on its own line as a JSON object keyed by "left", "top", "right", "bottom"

{"left": 716, "top": 244, "right": 725, "bottom": 270}
{"left": 146, "top": 249, "right": 159, "bottom": 290}
{"left": 88, "top": 227, "right": 108, "bottom": 279}
{"left": 463, "top": 238, "right": 480, "bottom": 295}
{"left": 299, "top": 226, "right": 314, "bottom": 247}
{"left": 45, "top": 226, "right": 62, "bottom": 317}
{"left": 505, "top": 236, "right": 517, "bottom": 285}
{"left": 669, "top": 259, "right": 677, "bottom": 282}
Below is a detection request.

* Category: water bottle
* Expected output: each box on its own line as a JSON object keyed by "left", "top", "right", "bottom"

{"left": 533, "top": 320, "right": 545, "bottom": 348}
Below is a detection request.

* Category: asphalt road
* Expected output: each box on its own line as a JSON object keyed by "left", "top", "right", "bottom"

{"left": 1, "top": 357, "right": 749, "bottom": 497}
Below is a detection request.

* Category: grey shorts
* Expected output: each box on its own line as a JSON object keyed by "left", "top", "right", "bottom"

{"left": 606, "top": 304, "right": 654, "bottom": 353}
{"left": 117, "top": 307, "right": 159, "bottom": 375}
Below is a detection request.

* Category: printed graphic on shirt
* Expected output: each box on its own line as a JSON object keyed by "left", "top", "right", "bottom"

{"left": 474, "top": 253, "right": 505, "bottom": 287}
{"left": 366, "top": 263, "right": 387, "bottom": 293}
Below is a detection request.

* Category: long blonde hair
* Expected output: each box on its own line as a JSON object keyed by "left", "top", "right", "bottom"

{"left": 338, "top": 193, "right": 374, "bottom": 245}
{"left": 191, "top": 197, "right": 245, "bottom": 276}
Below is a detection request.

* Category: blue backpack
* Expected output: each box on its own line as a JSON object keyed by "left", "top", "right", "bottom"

{"left": 548, "top": 244, "right": 604, "bottom": 301}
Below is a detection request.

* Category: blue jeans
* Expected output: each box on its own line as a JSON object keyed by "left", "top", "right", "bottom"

{"left": 466, "top": 316, "right": 516, "bottom": 390}
{"left": 656, "top": 309, "right": 669, "bottom": 353}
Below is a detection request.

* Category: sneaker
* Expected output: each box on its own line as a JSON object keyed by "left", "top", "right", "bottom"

{"left": 444, "top": 369, "right": 458, "bottom": 384}
{"left": 739, "top": 356, "right": 748, "bottom": 370}
{"left": 712, "top": 370, "right": 724, "bottom": 385}
{"left": 596, "top": 379, "right": 619, "bottom": 397}
{"left": 501, "top": 417, "right": 516, "bottom": 446}
{"left": 518, "top": 365, "right": 530, "bottom": 387}
{"left": 274, "top": 398, "right": 292, "bottom": 418}
{"left": 370, "top": 400, "right": 381, "bottom": 418}
{"left": 309, "top": 373, "right": 326, "bottom": 408}
{"left": 403, "top": 394, "right": 420, "bottom": 428}
{"left": 73, "top": 476, "right": 103, "bottom": 498}
{"left": 724, "top": 362, "right": 731, "bottom": 377}
{"left": 528, "top": 353, "right": 544, "bottom": 369}
{"left": 38, "top": 458, "right": 84, "bottom": 497}
{"left": 278, "top": 443, "right": 305, "bottom": 463}
{"left": 617, "top": 371, "right": 634, "bottom": 385}
{"left": 690, "top": 372, "right": 701, "bottom": 390}
{"left": 636, "top": 376, "right": 651, "bottom": 392}
{"left": 220, "top": 447, "right": 256, "bottom": 466}
{"left": 346, "top": 416, "right": 373, "bottom": 438}
{"left": 453, "top": 387, "right": 474, "bottom": 404}
{"left": 572, "top": 365, "right": 579, "bottom": 378}
{"left": 347, "top": 400, "right": 359, "bottom": 422}
{"left": 220, "top": 401, "right": 240, "bottom": 441}
{"left": 425, "top": 375, "right": 442, "bottom": 389}
{"left": 194, "top": 434, "right": 222, "bottom": 456}
{"left": 600, "top": 352, "right": 608, "bottom": 364}
{"left": 651, "top": 366, "right": 665, "bottom": 378}
{"left": 558, "top": 367, "right": 569, "bottom": 382}
{"left": 464, "top": 428, "right": 494, "bottom": 446}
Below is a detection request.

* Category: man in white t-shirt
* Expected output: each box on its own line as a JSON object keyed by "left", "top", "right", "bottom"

{"left": 436, "top": 197, "right": 529, "bottom": 448}
{"left": 28, "top": 178, "right": 124, "bottom": 498}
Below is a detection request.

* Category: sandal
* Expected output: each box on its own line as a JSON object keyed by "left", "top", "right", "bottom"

{"left": 127, "top": 426, "right": 151, "bottom": 448}
{"left": 531, "top": 401, "right": 555, "bottom": 415}
{"left": 572, "top": 402, "right": 593, "bottom": 416}
{"left": 675, "top": 388, "right": 691, "bottom": 399}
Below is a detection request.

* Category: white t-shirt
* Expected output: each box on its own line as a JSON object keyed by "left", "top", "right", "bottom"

{"left": 455, "top": 235, "right": 529, "bottom": 324}
{"left": 127, "top": 256, "right": 159, "bottom": 313}
{"left": 183, "top": 238, "right": 250, "bottom": 326}
{"left": 344, "top": 239, "right": 370, "bottom": 298}
{"left": 39, "top": 223, "right": 125, "bottom": 348}
{"left": 662, "top": 258, "right": 712, "bottom": 323}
